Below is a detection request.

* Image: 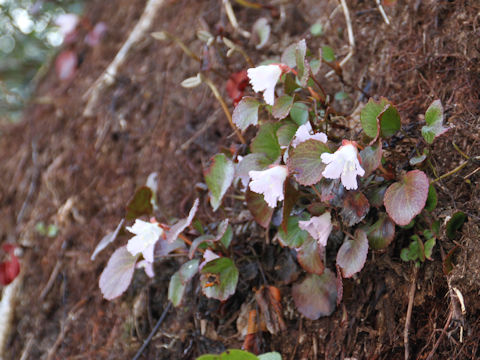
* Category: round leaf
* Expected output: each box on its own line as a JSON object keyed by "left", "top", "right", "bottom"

{"left": 422, "top": 100, "right": 448, "bottom": 144}
{"left": 296, "top": 236, "right": 325, "bottom": 275}
{"left": 272, "top": 95, "right": 294, "bottom": 120}
{"left": 340, "top": 191, "right": 370, "bottom": 226}
{"left": 250, "top": 122, "right": 282, "bottom": 161}
{"left": 336, "top": 229, "right": 369, "bottom": 278}
{"left": 367, "top": 213, "right": 395, "bottom": 250}
{"left": 232, "top": 97, "right": 260, "bottom": 131}
{"left": 446, "top": 211, "right": 467, "bottom": 240}
{"left": 246, "top": 188, "right": 274, "bottom": 228}
{"left": 200, "top": 257, "right": 239, "bottom": 301}
{"left": 287, "top": 139, "right": 330, "bottom": 186}
{"left": 292, "top": 270, "right": 337, "bottom": 320}
{"left": 277, "top": 215, "right": 309, "bottom": 248}
{"left": 384, "top": 170, "right": 429, "bottom": 226}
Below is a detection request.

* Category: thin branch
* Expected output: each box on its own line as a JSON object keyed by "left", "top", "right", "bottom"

{"left": 376, "top": 0, "right": 391, "bottom": 25}
{"left": 132, "top": 302, "right": 172, "bottom": 360}
{"left": 404, "top": 265, "right": 418, "bottom": 360}
{"left": 83, "top": 0, "right": 166, "bottom": 116}
{"left": 426, "top": 310, "right": 453, "bottom": 360}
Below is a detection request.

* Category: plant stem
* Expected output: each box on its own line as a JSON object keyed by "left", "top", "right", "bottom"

{"left": 430, "top": 161, "right": 469, "bottom": 184}
{"left": 202, "top": 75, "right": 246, "bottom": 144}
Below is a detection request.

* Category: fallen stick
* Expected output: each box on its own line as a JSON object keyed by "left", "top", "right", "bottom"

{"left": 404, "top": 265, "right": 418, "bottom": 360}
{"left": 83, "top": 0, "right": 166, "bottom": 116}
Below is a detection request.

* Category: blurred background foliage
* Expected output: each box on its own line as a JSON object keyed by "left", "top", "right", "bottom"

{"left": 0, "top": 0, "right": 84, "bottom": 122}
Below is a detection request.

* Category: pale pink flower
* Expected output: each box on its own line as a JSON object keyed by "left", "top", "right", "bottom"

{"left": 126, "top": 220, "right": 164, "bottom": 263}
{"left": 321, "top": 140, "right": 365, "bottom": 190}
{"left": 247, "top": 64, "right": 284, "bottom": 105}
{"left": 291, "top": 122, "right": 328, "bottom": 148}
{"left": 249, "top": 165, "right": 288, "bottom": 208}
{"left": 136, "top": 260, "right": 154, "bottom": 278}
{"left": 298, "top": 212, "right": 333, "bottom": 247}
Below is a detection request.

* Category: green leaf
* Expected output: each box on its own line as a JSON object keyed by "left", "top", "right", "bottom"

{"left": 200, "top": 257, "right": 239, "bottom": 301}
{"left": 424, "top": 237, "right": 436, "bottom": 260}
{"left": 258, "top": 353, "right": 282, "bottom": 360}
{"left": 367, "top": 213, "right": 395, "bottom": 250}
{"left": 336, "top": 229, "right": 369, "bottom": 278}
{"left": 310, "top": 23, "right": 323, "bottom": 36}
{"left": 296, "top": 39, "right": 310, "bottom": 86}
{"left": 232, "top": 97, "right": 260, "bottom": 131}
{"left": 321, "top": 45, "right": 335, "bottom": 62}
{"left": 204, "top": 154, "right": 235, "bottom": 211}
{"left": 168, "top": 259, "right": 200, "bottom": 306}
{"left": 287, "top": 139, "right": 330, "bottom": 186}
{"left": 277, "top": 215, "right": 309, "bottom": 248}
{"left": 250, "top": 122, "right": 282, "bottom": 161}
{"left": 197, "top": 349, "right": 258, "bottom": 360}
{"left": 272, "top": 95, "right": 294, "bottom": 120}
{"left": 126, "top": 186, "right": 153, "bottom": 221}
{"left": 334, "top": 91, "right": 348, "bottom": 101}
{"left": 292, "top": 270, "right": 337, "bottom": 320}
{"left": 290, "top": 102, "right": 309, "bottom": 125}
{"left": 384, "top": 170, "right": 429, "bottom": 226}
{"left": 446, "top": 211, "right": 467, "bottom": 240}
{"left": 280, "top": 43, "right": 297, "bottom": 68}
{"left": 276, "top": 121, "right": 298, "bottom": 147}
{"left": 425, "top": 184, "right": 437, "bottom": 211}
{"left": 360, "top": 98, "right": 401, "bottom": 139}
{"left": 217, "top": 221, "right": 233, "bottom": 249}
{"left": 422, "top": 100, "right": 448, "bottom": 144}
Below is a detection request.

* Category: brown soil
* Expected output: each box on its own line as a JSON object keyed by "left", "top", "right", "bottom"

{"left": 1, "top": 0, "right": 479, "bottom": 359}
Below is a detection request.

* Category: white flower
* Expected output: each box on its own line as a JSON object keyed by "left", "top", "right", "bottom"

{"left": 249, "top": 165, "right": 288, "bottom": 208}
{"left": 136, "top": 260, "right": 154, "bottom": 278}
{"left": 247, "top": 64, "right": 283, "bottom": 105}
{"left": 298, "top": 212, "right": 333, "bottom": 247}
{"left": 292, "top": 122, "right": 328, "bottom": 148}
{"left": 55, "top": 14, "right": 79, "bottom": 36}
{"left": 321, "top": 140, "right": 365, "bottom": 190}
{"left": 126, "top": 220, "right": 164, "bottom": 263}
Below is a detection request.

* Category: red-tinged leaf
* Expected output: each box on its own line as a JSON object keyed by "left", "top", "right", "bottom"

{"left": 367, "top": 213, "right": 396, "bottom": 250}
{"left": 272, "top": 95, "right": 294, "bottom": 120}
{"left": 232, "top": 96, "right": 260, "bottom": 131}
{"left": 55, "top": 50, "right": 77, "bottom": 81}
{"left": 277, "top": 216, "right": 309, "bottom": 248}
{"left": 281, "top": 177, "right": 299, "bottom": 232}
{"left": 287, "top": 139, "right": 330, "bottom": 186}
{"left": 246, "top": 188, "right": 274, "bottom": 228}
{"left": 99, "top": 246, "right": 139, "bottom": 300}
{"left": 255, "top": 285, "right": 286, "bottom": 334}
{"left": 292, "top": 270, "right": 337, "bottom": 320}
{"left": 360, "top": 142, "right": 382, "bottom": 176}
{"left": 296, "top": 236, "right": 325, "bottom": 275}
{"left": 366, "top": 184, "right": 388, "bottom": 208}
{"left": 336, "top": 229, "right": 369, "bottom": 278}
{"left": 443, "top": 245, "right": 460, "bottom": 275}
{"left": 384, "top": 170, "right": 429, "bottom": 226}
{"left": 165, "top": 199, "right": 199, "bottom": 243}
{"left": 226, "top": 70, "right": 249, "bottom": 106}
{"left": 0, "top": 244, "right": 20, "bottom": 286}
{"left": 204, "top": 154, "right": 235, "bottom": 212}
{"left": 125, "top": 186, "right": 153, "bottom": 221}
{"left": 340, "top": 191, "right": 370, "bottom": 226}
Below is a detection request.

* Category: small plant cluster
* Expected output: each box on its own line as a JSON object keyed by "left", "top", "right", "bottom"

{"left": 92, "top": 33, "right": 454, "bottom": 355}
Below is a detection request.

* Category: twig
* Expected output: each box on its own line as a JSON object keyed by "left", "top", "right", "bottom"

{"left": 201, "top": 75, "right": 246, "bottom": 144}
{"left": 430, "top": 161, "right": 469, "bottom": 184}
{"left": 223, "top": 0, "right": 251, "bottom": 38}
{"left": 132, "top": 302, "right": 172, "bottom": 360}
{"left": 40, "top": 260, "right": 62, "bottom": 300}
{"left": 326, "top": 0, "right": 355, "bottom": 78}
{"left": 376, "top": 0, "right": 391, "bottom": 25}
{"left": 83, "top": 0, "right": 166, "bottom": 116}
{"left": 16, "top": 140, "right": 39, "bottom": 224}
{"left": 426, "top": 310, "right": 453, "bottom": 360}
{"left": 404, "top": 265, "right": 418, "bottom": 360}
{"left": 179, "top": 109, "right": 221, "bottom": 152}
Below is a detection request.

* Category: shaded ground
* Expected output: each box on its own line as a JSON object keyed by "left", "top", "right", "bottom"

{"left": 0, "top": 0, "right": 479, "bottom": 359}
